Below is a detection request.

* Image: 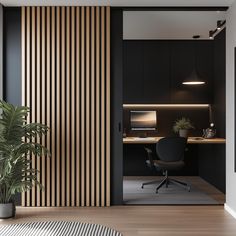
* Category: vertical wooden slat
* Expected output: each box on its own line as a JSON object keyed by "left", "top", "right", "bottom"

{"left": 46, "top": 7, "right": 51, "bottom": 207}
{"left": 41, "top": 6, "right": 46, "bottom": 207}
{"left": 75, "top": 7, "right": 80, "bottom": 207}
{"left": 81, "top": 6, "right": 85, "bottom": 207}
{"left": 31, "top": 6, "right": 36, "bottom": 207}
{"left": 91, "top": 6, "right": 95, "bottom": 207}
{"left": 61, "top": 6, "right": 66, "bottom": 207}
{"left": 26, "top": 6, "right": 31, "bottom": 207}
{"left": 71, "top": 6, "right": 76, "bottom": 207}
{"left": 51, "top": 6, "right": 56, "bottom": 207}
{"left": 66, "top": 6, "right": 71, "bottom": 207}
{"left": 22, "top": 6, "right": 110, "bottom": 207}
{"left": 36, "top": 6, "right": 41, "bottom": 207}
{"left": 106, "top": 7, "right": 111, "bottom": 207}
{"left": 101, "top": 6, "right": 105, "bottom": 207}
{"left": 86, "top": 6, "right": 90, "bottom": 207}
{"left": 21, "top": 6, "right": 26, "bottom": 207}
{"left": 96, "top": 6, "right": 100, "bottom": 207}
{"left": 56, "top": 6, "right": 61, "bottom": 207}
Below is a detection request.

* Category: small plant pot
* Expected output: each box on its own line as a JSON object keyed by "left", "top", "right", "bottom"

{"left": 0, "top": 202, "right": 16, "bottom": 219}
{"left": 179, "top": 129, "right": 188, "bottom": 138}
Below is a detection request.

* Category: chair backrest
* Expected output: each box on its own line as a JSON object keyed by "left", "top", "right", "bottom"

{"left": 156, "top": 137, "right": 187, "bottom": 162}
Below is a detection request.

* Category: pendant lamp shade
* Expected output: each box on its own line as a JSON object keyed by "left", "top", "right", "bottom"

{"left": 182, "top": 68, "right": 205, "bottom": 85}
{"left": 182, "top": 41, "right": 206, "bottom": 85}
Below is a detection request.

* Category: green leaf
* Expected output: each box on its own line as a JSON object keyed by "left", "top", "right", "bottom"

{"left": 0, "top": 100, "right": 50, "bottom": 203}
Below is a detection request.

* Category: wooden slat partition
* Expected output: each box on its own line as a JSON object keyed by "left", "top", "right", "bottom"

{"left": 21, "top": 6, "right": 110, "bottom": 207}
{"left": 21, "top": 6, "right": 26, "bottom": 206}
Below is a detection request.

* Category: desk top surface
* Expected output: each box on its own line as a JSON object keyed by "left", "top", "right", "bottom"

{"left": 123, "top": 137, "right": 226, "bottom": 144}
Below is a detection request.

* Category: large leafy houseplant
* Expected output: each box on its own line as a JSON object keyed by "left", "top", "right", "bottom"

{"left": 0, "top": 101, "right": 49, "bottom": 218}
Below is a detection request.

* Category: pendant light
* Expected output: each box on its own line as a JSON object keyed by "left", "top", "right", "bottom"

{"left": 182, "top": 36, "right": 206, "bottom": 85}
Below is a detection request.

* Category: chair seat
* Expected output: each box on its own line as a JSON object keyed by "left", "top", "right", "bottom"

{"left": 153, "top": 160, "right": 185, "bottom": 170}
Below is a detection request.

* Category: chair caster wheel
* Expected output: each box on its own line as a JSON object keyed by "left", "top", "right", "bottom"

{"left": 188, "top": 186, "right": 191, "bottom": 192}
{"left": 156, "top": 190, "right": 158, "bottom": 194}
{"left": 141, "top": 185, "right": 144, "bottom": 189}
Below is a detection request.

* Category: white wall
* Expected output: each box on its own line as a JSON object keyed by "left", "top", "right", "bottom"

{"left": 123, "top": 11, "right": 226, "bottom": 40}
{"left": 225, "top": 0, "right": 236, "bottom": 218}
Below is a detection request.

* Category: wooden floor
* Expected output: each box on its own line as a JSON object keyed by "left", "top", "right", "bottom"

{"left": 1, "top": 206, "right": 236, "bottom": 236}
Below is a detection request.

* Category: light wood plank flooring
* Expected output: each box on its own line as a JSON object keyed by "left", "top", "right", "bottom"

{"left": 1, "top": 206, "right": 236, "bottom": 236}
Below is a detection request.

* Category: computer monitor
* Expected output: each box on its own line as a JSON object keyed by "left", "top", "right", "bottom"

{"left": 130, "top": 110, "right": 157, "bottom": 130}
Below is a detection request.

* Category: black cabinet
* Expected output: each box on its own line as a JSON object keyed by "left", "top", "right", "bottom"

{"left": 143, "top": 41, "right": 171, "bottom": 103}
{"left": 123, "top": 41, "right": 144, "bottom": 103}
{"left": 123, "top": 40, "right": 213, "bottom": 104}
{"left": 123, "top": 41, "right": 171, "bottom": 103}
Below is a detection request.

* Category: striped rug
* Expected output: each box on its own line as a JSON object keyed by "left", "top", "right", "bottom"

{"left": 0, "top": 221, "right": 122, "bottom": 236}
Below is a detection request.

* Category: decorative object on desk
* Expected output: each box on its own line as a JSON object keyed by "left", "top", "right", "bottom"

{"left": 173, "top": 117, "right": 194, "bottom": 138}
{"left": 202, "top": 123, "right": 216, "bottom": 139}
{"left": 0, "top": 101, "right": 49, "bottom": 219}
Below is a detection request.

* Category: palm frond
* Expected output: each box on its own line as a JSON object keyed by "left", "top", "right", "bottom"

{"left": 0, "top": 100, "right": 50, "bottom": 203}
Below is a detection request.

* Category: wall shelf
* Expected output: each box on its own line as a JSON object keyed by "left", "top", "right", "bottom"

{"left": 123, "top": 104, "right": 210, "bottom": 108}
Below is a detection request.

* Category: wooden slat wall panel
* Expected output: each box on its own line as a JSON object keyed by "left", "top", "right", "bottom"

{"left": 36, "top": 6, "right": 41, "bottom": 207}
{"left": 95, "top": 7, "right": 100, "bottom": 207}
{"left": 21, "top": 6, "right": 26, "bottom": 207}
{"left": 66, "top": 6, "right": 71, "bottom": 207}
{"left": 61, "top": 6, "right": 66, "bottom": 207}
{"left": 71, "top": 6, "right": 75, "bottom": 207}
{"left": 31, "top": 7, "right": 36, "bottom": 207}
{"left": 75, "top": 7, "right": 80, "bottom": 207}
{"left": 41, "top": 6, "right": 46, "bottom": 207}
{"left": 46, "top": 6, "right": 51, "bottom": 207}
{"left": 56, "top": 6, "right": 61, "bottom": 207}
{"left": 51, "top": 6, "right": 56, "bottom": 207}
{"left": 81, "top": 6, "right": 85, "bottom": 207}
{"left": 106, "top": 7, "right": 111, "bottom": 207}
{"left": 26, "top": 6, "right": 31, "bottom": 206}
{"left": 21, "top": 6, "right": 110, "bottom": 207}
{"left": 91, "top": 6, "right": 95, "bottom": 207}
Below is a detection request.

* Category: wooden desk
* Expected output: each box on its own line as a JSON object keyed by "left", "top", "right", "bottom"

{"left": 123, "top": 137, "right": 226, "bottom": 144}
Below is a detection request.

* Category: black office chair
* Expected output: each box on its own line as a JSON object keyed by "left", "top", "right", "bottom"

{"left": 142, "top": 137, "right": 190, "bottom": 193}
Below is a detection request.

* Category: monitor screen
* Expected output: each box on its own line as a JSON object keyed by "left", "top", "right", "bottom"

{"left": 130, "top": 111, "right": 157, "bottom": 130}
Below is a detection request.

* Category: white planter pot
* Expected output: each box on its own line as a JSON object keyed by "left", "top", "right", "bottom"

{"left": 179, "top": 129, "right": 188, "bottom": 138}
{"left": 0, "top": 203, "right": 16, "bottom": 219}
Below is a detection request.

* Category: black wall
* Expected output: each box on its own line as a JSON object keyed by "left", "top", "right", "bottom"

{"left": 123, "top": 40, "right": 213, "bottom": 104}
{"left": 3, "top": 7, "right": 21, "bottom": 205}
{"left": 212, "top": 29, "right": 226, "bottom": 137}
{"left": 3, "top": 7, "right": 21, "bottom": 105}
{"left": 111, "top": 9, "right": 123, "bottom": 205}
{"left": 198, "top": 30, "right": 226, "bottom": 193}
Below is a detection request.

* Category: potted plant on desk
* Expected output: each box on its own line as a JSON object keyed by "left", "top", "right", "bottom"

{"left": 0, "top": 100, "right": 49, "bottom": 219}
{"left": 173, "top": 117, "right": 194, "bottom": 138}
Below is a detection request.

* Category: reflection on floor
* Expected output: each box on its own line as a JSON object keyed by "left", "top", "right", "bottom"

{"left": 123, "top": 176, "right": 225, "bottom": 205}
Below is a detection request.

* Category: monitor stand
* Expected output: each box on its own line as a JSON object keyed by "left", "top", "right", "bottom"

{"left": 139, "top": 132, "right": 148, "bottom": 138}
